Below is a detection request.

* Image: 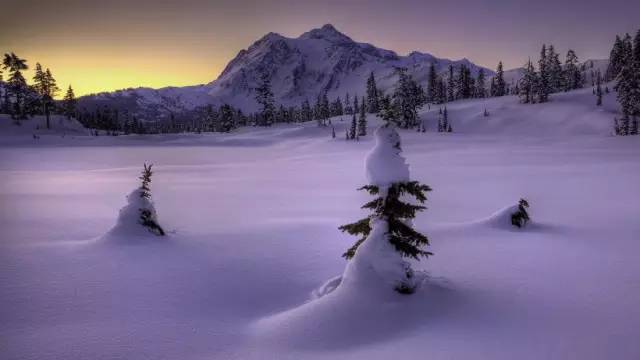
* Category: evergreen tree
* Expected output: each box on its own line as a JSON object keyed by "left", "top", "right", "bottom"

{"left": 519, "top": 59, "right": 538, "bottom": 104}
{"left": 443, "top": 107, "right": 449, "bottom": 132}
{"left": 339, "top": 100, "right": 433, "bottom": 293}
{"left": 320, "top": 92, "right": 330, "bottom": 125}
{"left": 353, "top": 94, "right": 359, "bottom": 117}
{"left": 366, "top": 71, "right": 380, "bottom": 113}
{"left": 349, "top": 113, "right": 357, "bottom": 140}
{"left": 344, "top": 93, "right": 353, "bottom": 115}
{"left": 219, "top": 104, "right": 235, "bottom": 132}
{"left": 494, "top": 61, "right": 506, "bottom": 96}
{"left": 546, "top": 45, "right": 563, "bottom": 92}
{"left": 301, "top": 99, "right": 312, "bottom": 122}
{"left": 138, "top": 163, "right": 165, "bottom": 236}
{"left": 563, "top": 49, "right": 582, "bottom": 91}
{"left": 606, "top": 35, "right": 624, "bottom": 81}
{"left": 447, "top": 64, "right": 455, "bottom": 102}
{"left": 254, "top": 71, "right": 275, "bottom": 126}
{"left": 476, "top": 69, "right": 486, "bottom": 98}
{"left": 357, "top": 96, "right": 367, "bottom": 136}
{"left": 393, "top": 68, "right": 426, "bottom": 128}
{"left": 614, "top": 30, "right": 640, "bottom": 122}
{"left": 537, "top": 44, "right": 551, "bottom": 103}
{"left": 436, "top": 77, "right": 446, "bottom": 104}
{"left": 62, "top": 85, "right": 76, "bottom": 119}
{"left": 596, "top": 70, "right": 603, "bottom": 106}
{"left": 42, "top": 68, "right": 59, "bottom": 129}
{"left": 427, "top": 63, "right": 438, "bottom": 102}
{"left": 2, "top": 52, "right": 28, "bottom": 119}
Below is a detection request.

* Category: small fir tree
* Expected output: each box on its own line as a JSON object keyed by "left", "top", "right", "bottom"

{"left": 138, "top": 164, "right": 165, "bottom": 236}
{"left": 349, "top": 113, "right": 357, "bottom": 140}
{"left": 357, "top": 96, "right": 367, "bottom": 136}
{"left": 62, "top": 85, "right": 77, "bottom": 119}
{"left": 339, "top": 97, "right": 433, "bottom": 293}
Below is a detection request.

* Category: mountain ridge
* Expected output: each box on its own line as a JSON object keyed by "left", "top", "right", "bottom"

{"left": 76, "top": 24, "right": 499, "bottom": 120}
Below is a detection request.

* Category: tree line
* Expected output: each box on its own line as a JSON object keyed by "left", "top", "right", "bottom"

{"left": 0, "top": 53, "right": 76, "bottom": 128}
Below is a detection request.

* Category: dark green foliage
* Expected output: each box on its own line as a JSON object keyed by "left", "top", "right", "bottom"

{"left": 339, "top": 181, "right": 433, "bottom": 259}
{"left": 140, "top": 209, "right": 165, "bottom": 236}
{"left": 139, "top": 163, "right": 152, "bottom": 198}
{"left": 138, "top": 163, "right": 165, "bottom": 236}
{"left": 511, "top": 198, "right": 530, "bottom": 228}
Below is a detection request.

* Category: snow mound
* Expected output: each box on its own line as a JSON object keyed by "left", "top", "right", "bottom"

{"left": 254, "top": 274, "right": 454, "bottom": 351}
{"left": 341, "top": 219, "right": 418, "bottom": 294}
{"left": 467, "top": 204, "right": 532, "bottom": 230}
{"left": 103, "top": 188, "right": 165, "bottom": 242}
{"left": 365, "top": 125, "right": 410, "bottom": 186}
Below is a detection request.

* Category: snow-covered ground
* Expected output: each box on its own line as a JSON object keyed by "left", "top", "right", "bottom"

{"left": 1, "top": 89, "right": 639, "bottom": 360}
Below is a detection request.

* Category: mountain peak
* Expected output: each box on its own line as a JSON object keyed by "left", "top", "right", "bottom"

{"left": 299, "top": 24, "right": 353, "bottom": 43}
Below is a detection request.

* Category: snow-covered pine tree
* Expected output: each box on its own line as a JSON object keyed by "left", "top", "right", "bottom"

{"left": 436, "top": 77, "right": 446, "bottom": 104}
{"left": 321, "top": 92, "right": 330, "bottom": 126}
{"left": 447, "top": 64, "right": 455, "bottom": 102}
{"left": 344, "top": 93, "right": 353, "bottom": 115}
{"left": 537, "top": 44, "right": 551, "bottom": 103}
{"left": 510, "top": 199, "right": 530, "bottom": 228}
{"left": 138, "top": 164, "right": 165, "bottom": 236}
{"left": 607, "top": 35, "right": 625, "bottom": 81}
{"left": 219, "top": 104, "right": 235, "bottom": 132}
{"left": 255, "top": 71, "right": 275, "bottom": 126}
{"left": 357, "top": 96, "right": 367, "bottom": 136}
{"left": 366, "top": 72, "right": 380, "bottom": 113}
{"left": 519, "top": 59, "right": 538, "bottom": 104}
{"left": 596, "top": 70, "right": 603, "bottom": 106}
{"left": 476, "top": 69, "right": 486, "bottom": 98}
{"left": 564, "top": 49, "right": 582, "bottom": 91}
{"left": 443, "top": 107, "right": 451, "bottom": 132}
{"left": 427, "top": 63, "right": 438, "bottom": 102}
{"left": 614, "top": 31, "right": 640, "bottom": 125}
{"left": 301, "top": 99, "right": 312, "bottom": 122}
{"left": 338, "top": 96, "right": 433, "bottom": 294}
{"left": 494, "top": 61, "right": 506, "bottom": 96}
{"left": 546, "top": 45, "right": 563, "bottom": 92}
{"left": 393, "top": 68, "right": 426, "bottom": 129}
{"left": 353, "top": 95, "right": 359, "bottom": 118}
{"left": 349, "top": 113, "right": 357, "bottom": 140}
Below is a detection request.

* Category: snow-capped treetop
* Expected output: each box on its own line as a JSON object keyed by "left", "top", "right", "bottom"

{"left": 365, "top": 124, "right": 410, "bottom": 186}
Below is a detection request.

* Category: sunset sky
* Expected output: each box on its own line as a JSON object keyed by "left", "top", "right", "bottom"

{"left": 1, "top": 0, "right": 638, "bottom": 97}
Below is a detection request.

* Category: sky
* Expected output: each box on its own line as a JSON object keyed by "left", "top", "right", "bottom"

{"left": 1, "top": 0, "right": 638, "bottom": 97}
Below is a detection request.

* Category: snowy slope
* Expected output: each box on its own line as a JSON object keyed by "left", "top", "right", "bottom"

{"left": 77, "top": 24, "right": 493, "bottom": 119}
{"left": 2, "top": 86, "right": 639, "bottom": 359}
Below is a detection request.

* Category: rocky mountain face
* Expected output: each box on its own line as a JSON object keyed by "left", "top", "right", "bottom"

{"left": 78, "top": 24, "right": 495, "bottom": 120}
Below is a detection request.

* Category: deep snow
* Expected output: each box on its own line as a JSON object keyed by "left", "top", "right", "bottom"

{"left": 1, "top": 89, "right": 639, "bottom": 360}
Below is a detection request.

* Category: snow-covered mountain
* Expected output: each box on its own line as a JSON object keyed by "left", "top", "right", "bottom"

{"left": 78, "top": 24, "right": 493, "bottom": 119}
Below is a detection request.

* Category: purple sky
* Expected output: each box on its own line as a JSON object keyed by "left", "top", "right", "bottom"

{"left": 1, "top": 0, "right": 637, "bottom": 94}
